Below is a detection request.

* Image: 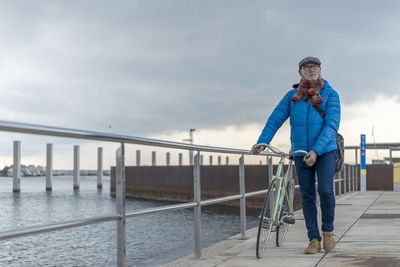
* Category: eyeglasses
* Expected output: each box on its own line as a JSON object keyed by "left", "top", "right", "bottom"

{"left": 302, "top": 64, "right": 320, "bottom": 71}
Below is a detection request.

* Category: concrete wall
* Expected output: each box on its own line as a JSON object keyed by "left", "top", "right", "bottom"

{"left": 110, "top": 163, "right": 393, "bottom": 208}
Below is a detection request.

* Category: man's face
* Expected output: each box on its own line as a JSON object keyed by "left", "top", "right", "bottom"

{"left": 298, "top": 63, "right": 321, "bottom": 81}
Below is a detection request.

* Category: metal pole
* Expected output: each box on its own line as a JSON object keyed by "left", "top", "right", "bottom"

{"left": 116, "top": 143, "right": 126, "bottom": 267}
{"left": 338, "top": 168, "right": 342, "bottom": 196}
{"left": 166, "top": 152, "right": 170, "bottom": 166}
{"left": 73, "top": 145, "right": 80, "bottom": 190}
{"left": 355, "top": 148, "right": 358, "bottom": 166}
{"left": 239, "top": 155, "right": 246, "bottom": 239}
{"left": 209, "top": 155, "right": 213, "bottom": 166}
{"left": 13, "top": 141, "right": 21, "bottom": 192}
{"left": 200, "top": 155, "right": 203, "bottom": 166}
{"left": 343, "top": 164, "right": 347, "bottom": 193}
{"left": 218, "top": 156, "right": 221, "bottom": 166}
{"left": 152, "top": 151, "right": 156, "bottom": 166}
{"left": 46, "top": 143, "right": 53, "bottom": 191}
{"left": 348, "top": 165, "right": 352, "bottom": 192}
{"left": 97, "top": 147, "right": 103, "bottom": 189}
{"left": 226, "top": 156, "right": 229, "bottom": 165}
{"left": 390, "top": 148, "right": 393, "bottom": 164}
{"left": 352, "top": 165, "right": 357, "bottom": 191}
{"left": 178, "top": 153, "right": 183, "bottom": 166}
{"left": 136, "top": 150, "right": 141, "bottom": 166}
{"left": 193, "top": 151, "right": 201, "bottom": 259}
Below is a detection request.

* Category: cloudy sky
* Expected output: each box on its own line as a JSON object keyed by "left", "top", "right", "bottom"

{"left": 1, "top": 0, "right": 400, "bottom": 169}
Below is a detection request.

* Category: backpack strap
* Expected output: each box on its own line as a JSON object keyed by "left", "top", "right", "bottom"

{"left": 303, "top": 94, "right": 325, "bottom": 118}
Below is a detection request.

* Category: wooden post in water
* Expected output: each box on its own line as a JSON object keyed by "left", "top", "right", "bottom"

{"left": 178, "top": 153, "right": 183, "bottom": 166}
{"left": 136, "top": 150, "right": 140, "bottom": 166}
{"left": 46, "top": 143, "right": 53, "bottom": 191}
{"left": 97, "top": 147, "right": 103, "bottom": 189}
{"left": 152, "top": 151, "right": 156, "bottom": 166}
{"left": 166, "top": 152, "right": 170, "bottom": 166}
{"left": 13, "top": 141, "right": 21, "bottom": 192}
{"left": 73, "top": 145, "right": 80, "bottom": 190}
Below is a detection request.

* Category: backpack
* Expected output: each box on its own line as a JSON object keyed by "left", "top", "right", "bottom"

{"left": 303, "top": 95, "right": 344, "bottom": 173}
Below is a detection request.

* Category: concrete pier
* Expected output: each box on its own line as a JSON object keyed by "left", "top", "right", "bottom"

{"left": 163, "top": 191, "right": 400, "bottom": 266}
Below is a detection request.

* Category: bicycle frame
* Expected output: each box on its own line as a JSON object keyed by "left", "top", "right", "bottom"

{"left": 271, "top": 156, "right": 294, "bottom": 226}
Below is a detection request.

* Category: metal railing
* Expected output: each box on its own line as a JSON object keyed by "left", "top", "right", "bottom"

{"left": 0, "top": 120, "right": 359, "bottom": 266}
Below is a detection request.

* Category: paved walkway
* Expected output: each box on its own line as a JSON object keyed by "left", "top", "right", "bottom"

{"left": 163, "top": 191, "right": 400, "bottom": 266}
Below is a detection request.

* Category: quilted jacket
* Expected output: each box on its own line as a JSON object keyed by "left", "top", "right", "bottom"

{"left": 257, "top": 80, "right": 340, "bottom": 156}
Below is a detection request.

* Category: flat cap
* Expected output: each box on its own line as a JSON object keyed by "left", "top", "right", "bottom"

{"left": 299, "top": 56, "right": 321, "bottom": 69}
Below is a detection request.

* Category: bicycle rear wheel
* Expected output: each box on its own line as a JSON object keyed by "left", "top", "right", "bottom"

{"left": 276, "top": 180, "right": 294, "bottom": 247}
{"left": 256, "top": 179, "right": 277, "bottom": 259}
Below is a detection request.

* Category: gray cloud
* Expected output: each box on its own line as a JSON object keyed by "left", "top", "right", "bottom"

{"left": 0, "top": 0, "right": 399, "bottom": 137}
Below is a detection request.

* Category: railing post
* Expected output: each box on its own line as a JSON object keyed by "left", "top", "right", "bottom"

{"left": 218, "top": 156, "right": 221, "bottom": 166}
{"left": 193, "top": 151, "right": 201, "bottom": 259}
{"left": 352, "top": 165, "right": 356, "bottom": 192}
{"left": 116, "top": 143, "right": 126, "bottom": 267}
{"left": 200, "top": 155, "right": 204, "bottom": 166}
{"left": 166, "top": 152, "right": 170, "bottom": 166}
{"left": 338, "top": 168, "right": 342, "bottom": 196}
{"left": 226, "top": 156, "right": 229, "bottom": 165}
{"left": 348, "top": 165, "right": 352, "bottom": 192}
{"left": 46, "top": 143, "right": 53, "bottom": 191}
{"left": 13, "top": 141, "right": 21, "bottom": 192}
{"left": 152, "top": 151, "right": 156, "bottom": 166}
{"left": 343, "top": 164, "right": 347, "bottom": 193}
{"left": 209, "top": 155, "right": 213, "bottom": 166}
{"left": 73, "top": 145, "right": 80, "bottom": 190}
{"left": 178, "top": 153, "right": 183, "bottom": 166}
{"left": 97, "top": 147, "right": 103, "bottom": 189}
{"left": 239, "top": 155, "right": 246, "bottom": 239}
{"left": 136, "top": 150, "right": 141, "bottom": 166}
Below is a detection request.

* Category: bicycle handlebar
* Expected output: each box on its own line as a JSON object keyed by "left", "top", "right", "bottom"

{"left": 252, "top": 143, "right": 308, "bottom": 158}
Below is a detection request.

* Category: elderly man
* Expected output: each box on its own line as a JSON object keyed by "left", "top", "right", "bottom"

{"left": 252, "top": 57, "right": 341, "bottom": 254}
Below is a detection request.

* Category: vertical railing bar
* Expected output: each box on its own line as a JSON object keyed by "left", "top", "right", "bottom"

{"left": 193, "top": 151, "right": 202, "bottom": 259}
{"left": 343, "top": 164, "right": 347, "bottom": 193}
{"left": 338, "top": 168, "right": 342, "bottom": 196}
{"left": 116, "top": 143, "right": 126, "bottom": 267}
{"left": 348, "top": 165, "right": 352, "bottom": 192}
{"left": 239, "top": 155, "right": 246, "bottom": 239}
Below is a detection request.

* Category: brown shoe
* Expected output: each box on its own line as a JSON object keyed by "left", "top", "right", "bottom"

{"left": 323, "top": 232, "right": 336, "bottom": 251}
{"left": 304, "top": 239, "right": 321, "bottom": 254}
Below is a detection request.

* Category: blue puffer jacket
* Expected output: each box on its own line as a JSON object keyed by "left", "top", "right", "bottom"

{"left": 257, "top": 80, "right": 340, "bottom": 156}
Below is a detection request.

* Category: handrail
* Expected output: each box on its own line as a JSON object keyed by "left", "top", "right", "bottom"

{"left": 0, "top": 120, "right": 276, "bottom": 156}
{"left": 0, "top": 120, "right": 361, "bottom": 266}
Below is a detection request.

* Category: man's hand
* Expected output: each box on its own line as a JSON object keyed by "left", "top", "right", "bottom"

{"left": 251, "top": 144, "right": 265, "bottom": 155}
{"left": 303, "top": 150, "right": 317, "bottom": 166}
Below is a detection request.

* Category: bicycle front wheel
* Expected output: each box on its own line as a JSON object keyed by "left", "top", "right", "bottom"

{"left": 276, "top": 180, "right": 294, "bottom": 247}
{"left": 256, "top": 179, "right": 277, "bottom": 259}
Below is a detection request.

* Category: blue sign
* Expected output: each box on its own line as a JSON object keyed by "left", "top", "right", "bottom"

{"left": 361, "top": 134, "right": 366, "bottom": 173}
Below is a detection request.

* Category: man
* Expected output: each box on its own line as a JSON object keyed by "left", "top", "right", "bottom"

{"left": 251, "top": 57, "right": 340, "bottom": 254}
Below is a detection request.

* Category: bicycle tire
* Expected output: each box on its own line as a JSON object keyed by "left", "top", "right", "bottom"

{"left": 256, "top": 179, "right": 277, "bottom": 259}
{"left": 276, "top": 180, "right": 294, "bottom": 247}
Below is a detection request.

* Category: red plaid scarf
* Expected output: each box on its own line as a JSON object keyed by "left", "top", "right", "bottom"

{"left": 292, "top": 76, "right": 324, "bottom": 104}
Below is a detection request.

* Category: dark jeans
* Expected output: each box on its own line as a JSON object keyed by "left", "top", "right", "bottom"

{"left": 294, "top": 150, "right": 336, "bottom": 241}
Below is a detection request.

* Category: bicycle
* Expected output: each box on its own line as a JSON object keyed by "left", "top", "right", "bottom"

{"left": 252, "top": 143, "right": 307, "bottom": 259}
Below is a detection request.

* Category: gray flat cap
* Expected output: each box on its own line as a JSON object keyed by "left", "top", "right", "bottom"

{"left": 299, "top": 56, "right": 321, "bottom": 69}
